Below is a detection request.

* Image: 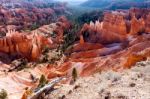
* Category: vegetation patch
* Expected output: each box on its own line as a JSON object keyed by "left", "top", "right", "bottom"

{"left": 0, "top": 89, "right": 8, "bottom": 99}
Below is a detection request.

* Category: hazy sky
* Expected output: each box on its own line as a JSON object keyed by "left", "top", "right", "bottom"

{"left": 55, "top": 0, "right": 87, "bottom": 5}
{"left": 56, "top": 0, "right": 87, "bottom": 2}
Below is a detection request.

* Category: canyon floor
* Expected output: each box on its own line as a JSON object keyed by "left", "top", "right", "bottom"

{"left": 47, "top": 59, "right": 150, "bottom": 99}
{"left": 1, "top": 1, "right": 150, "bottom": 99}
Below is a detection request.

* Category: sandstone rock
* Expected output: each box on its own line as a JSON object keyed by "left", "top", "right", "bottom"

{"left": 129, "top": 15, "right": 145, "bottom": 35}
{"left": 0, "top": 30, "right": 53, "bottom": 61}
{"left": 2, "top": 8, "right": 150, "bottom": 99}
{"left": 102, "top": 12, "right": 127, "bottom": 35}
{"left": 52, "top": 8, "right": 150, "bottom": 78}
{"left": 145, "top": 13, "right": 150, "bottom": 33}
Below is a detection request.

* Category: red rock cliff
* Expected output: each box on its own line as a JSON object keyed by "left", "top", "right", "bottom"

{"left": 1, "top": 8, "right": 150, "bottom": 99}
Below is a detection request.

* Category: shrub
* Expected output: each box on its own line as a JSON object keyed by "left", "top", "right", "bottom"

{"left": 38, "top": 74, "right": 48, "bottom": 88}
{"left": 0, "top": 89, "right": 8, "bottom": 99}
{"left": 72, "top": 68, "right": 78, "bottom": 82}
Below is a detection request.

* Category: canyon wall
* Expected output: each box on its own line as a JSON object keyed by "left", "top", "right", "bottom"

{"left": 0, "top": 16, "right": 71, "bottom": 62}
{"left": 78, "top": 8, "right": 150, "bottom": 45}
{"left": 1, "top": 8, "right": 150, "bottom": 99}
{"left": 64, "top": 8, "right": 150, "bottom": 77}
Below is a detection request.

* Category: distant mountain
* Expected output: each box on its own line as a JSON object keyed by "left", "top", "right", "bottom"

{"left": 81, "top": 0, "right": 150, "bottom": 10}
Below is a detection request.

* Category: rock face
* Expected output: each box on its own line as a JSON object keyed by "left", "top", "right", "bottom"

{"left": 1, "top": 8, "right": 150, "bottom": 99}
{"left": 102, "top": 12, "right": 127, "bottom": 35}
{"left": 51, "top": 8, "right": 150, "bottom": 78}
{"left": 0, "top": 16, "right": 71, "bottom": 98}
{"left": 129, "top": 15, "right": 145, "bottom": 35}
{"left": 78, "top": 12, "right": 127, "bottom": 44}
{"left": 32, "top": 16, "right": 71, "bottom": 49}
{"left": 0, "top": 16, "right": 71, "bottom": 62}
{"left": 129, "top": 8, "right": 150, "bottom": 33}
{"left": 78, "top": 8, "right": 150, "bottom": 44}
{"left": 0, "top": 30, "right": 53, "bottom": 61}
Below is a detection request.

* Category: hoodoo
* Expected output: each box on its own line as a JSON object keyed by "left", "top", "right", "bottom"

{"left": 0, "top": 0, "right": 150, "bottom": 98}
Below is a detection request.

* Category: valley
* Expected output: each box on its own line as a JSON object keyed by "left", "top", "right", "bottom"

{"left": 0, "top": 0, "right": 150, "bottom": 99}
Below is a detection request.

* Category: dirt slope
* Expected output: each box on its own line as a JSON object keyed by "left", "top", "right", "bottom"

{"left": 48, "top": 59, "right": 150, "bottom": 99}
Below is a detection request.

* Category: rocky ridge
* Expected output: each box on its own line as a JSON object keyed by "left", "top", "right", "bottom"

{"left": 0, "top": 8, "right": 150, "bottom": 99}
{"left": 51, "top": 8, "right": 150, "bottom": 78}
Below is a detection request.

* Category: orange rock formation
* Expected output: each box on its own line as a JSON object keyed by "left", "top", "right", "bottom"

{"left": 0, "top": 30, "right": 53, "bottom": 61}
{"left": 1, "top": 8, "right": 150, "bottom": 99}
{"left": 48, "top": 8, "right": 150, "bottom": 78}
{"left": 0, "top": 16, "right": 71, "bottom": 62}
{"left": 0, "top": 16, "right": 71, "bottom": 98}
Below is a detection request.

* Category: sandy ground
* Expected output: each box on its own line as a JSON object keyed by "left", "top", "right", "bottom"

{"left": 47, "top": 59, "right": 150, "bottom": 99}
